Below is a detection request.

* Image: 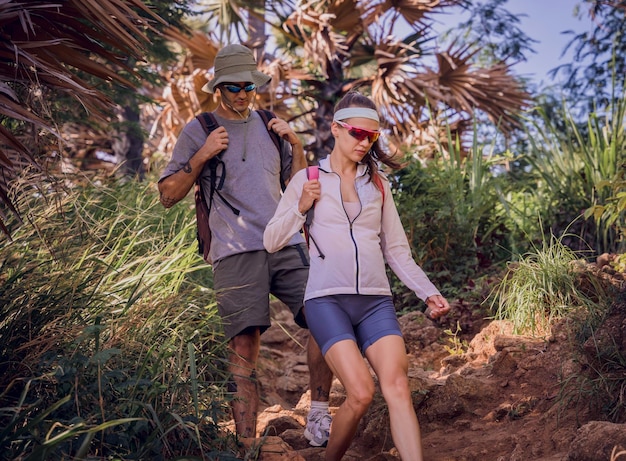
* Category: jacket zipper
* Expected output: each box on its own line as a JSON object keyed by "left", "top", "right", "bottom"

{"left": 335, "top": 168, "right": 366, "bottom": 293}
{"left": 344, "top": 189, "right": 363, "bottom": 295}
{"left": 349, "top": 222, "right": 360, "bottom": 293}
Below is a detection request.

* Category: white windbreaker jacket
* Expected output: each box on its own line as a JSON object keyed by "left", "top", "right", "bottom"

{"left": 263, "top": 155, "right": 441, "bottom": 302}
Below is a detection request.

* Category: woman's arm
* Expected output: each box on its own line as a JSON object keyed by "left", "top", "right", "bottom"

{"left": 264, "top": 172, "right": 310, "bottom": 252}
{"left": 379, "top": 180, "right": 441, "bottom": 301}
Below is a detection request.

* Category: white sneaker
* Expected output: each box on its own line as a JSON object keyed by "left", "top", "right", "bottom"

{"left": 304, "top": 409, "right": 331, "bottom": 447}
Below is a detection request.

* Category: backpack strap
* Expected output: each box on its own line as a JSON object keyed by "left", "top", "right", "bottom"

{"left": 372, "top": 172, "right": 385, "bottom": 205}
{"left": 195, "top": 112, "right": 219, "bottom": 208}
{"left": 303, "top": 166, "right": 325, "bottom": 259}
{"left": 196, "top": 111, "right": 219, "bottom": 135}
{"left": 194, "top": 112, "right": 240, "bottom": 216}
{"left": 255, "top": 109, "right": 281, "bottom": 152}
{"left": 256, "top": 109, "right": 287, "bottom": 191}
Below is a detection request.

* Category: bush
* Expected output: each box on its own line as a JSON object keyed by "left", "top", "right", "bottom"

{"left": 490, "top": 231, "right": 611, "bottom": 336}
{"left": 0, "top": 174, "right": 239, "bottom": 459}
{"left": 390, "top": 142, "right": 511, "bottom": 311}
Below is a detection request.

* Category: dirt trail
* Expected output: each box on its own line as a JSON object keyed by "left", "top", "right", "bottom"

{"left": 231, "top": 274, "right": 626, "bottom": 461}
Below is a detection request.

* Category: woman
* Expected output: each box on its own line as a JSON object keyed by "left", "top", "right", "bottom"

{"left": 263, "top": 91, "right": 450, "bottom": 460}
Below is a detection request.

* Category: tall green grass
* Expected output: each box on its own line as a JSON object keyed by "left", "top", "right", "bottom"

{"left": 391, "top": 123, "right": 512, "bottom": 309}
{"left": 523, "top": 93, "right": 626, "bottom": 254}
{"left": 490, "top": 230, "right": 611, "bottom": 336}
{"left": 489, "top": 227, "right": 625, "bottom": 422}
{"left": 583, "top": 93, "right": 626, "bottom": 253}
{"left": 0, "top": 174, "right": 239, "bottom": 460}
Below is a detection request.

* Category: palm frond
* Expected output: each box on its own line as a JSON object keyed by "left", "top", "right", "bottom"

{"left": 163, "top": 27, "right": 220, "bottom": 71}
{"left": 0, "top": 0, "right": 166, "bottom": 237}
{"left": 367, "top": 36, "right": 529, "bottom": 152}
{"left": 426, "top": 43, "right": 530, "bottom": 133}
{"left": 366, "top": 0, "right": 466, "bottom": 28}
{"left": 282, "top": 2, "right": 350, "bottom": 78}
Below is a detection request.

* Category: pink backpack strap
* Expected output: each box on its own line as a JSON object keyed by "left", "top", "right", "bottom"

{"left": 304, "top": 166, "right": 325, "bottom": 258}
{"left": 306, "top": 165, "right": 319, "bottom": 180}
{"left": 372, "top": 172, "right": 385, "bottom": 206}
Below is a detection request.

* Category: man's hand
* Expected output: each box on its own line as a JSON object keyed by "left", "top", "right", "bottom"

{"left": 268, "top": 117, "right": 307, "bottom": 177}
{"left": 200, "top": 126, "right": 229, "bottom": 161}
{"left": 158, "top": 126, "right": 229, "bottom": 209}
{"left": 267, "top": 117, "right": 299, "bottom": 146}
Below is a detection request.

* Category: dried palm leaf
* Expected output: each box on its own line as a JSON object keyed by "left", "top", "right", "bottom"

{"left": 0, "top": 0, "right": 166, "bottom": 237}
{"left": 163, "top": 28, "right": 219, "bottom": 71}
{"left": 282, "top": 2, "right": 350, "bottom": 77}
{"left": 424, "top": 43, "right": 530, "bottom": 133}
{"left": 367, "top": 33, "right": 528, "bottom": 152}
{"left": 327, "top": 0, "right": 365, "bottom": 34}
{"left": 364, "top": 0, "right": 464, "bottom": 29}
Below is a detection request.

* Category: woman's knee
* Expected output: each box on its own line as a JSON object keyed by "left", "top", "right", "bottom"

{"left": 380, "top": 373, "right": 411, "bottom": 403}
{"left": 345, "top": 382, "right": 375, "bottom": 415}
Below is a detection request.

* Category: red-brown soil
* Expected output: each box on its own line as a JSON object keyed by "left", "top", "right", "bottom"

{"left": 229, "top": 265, "right": 626, "bottom": 461}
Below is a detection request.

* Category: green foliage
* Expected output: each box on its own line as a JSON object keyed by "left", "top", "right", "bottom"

{"left": 582, "top": 93, "right": 626, "bottom": 252}
{"left": 557, "top": 290, "right": 626, "bottom": 424}
{"left": 0, "top": 176, "right": 239, "bottom": 459}
{"left": 490, "top": 231, "right": 611, "bottom": 336}
{"left": 390, "top": 131, "right": 511, "bottom": 310}
{"left": 586, "top": 171, "right": 626, "bottom": 254}
{"left": 521, "top": 92, "right": 626, "bottom": 254}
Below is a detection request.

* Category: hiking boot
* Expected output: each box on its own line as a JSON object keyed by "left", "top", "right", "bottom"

{"left": 304, "top": 409, "right": 331, "bottom": 447}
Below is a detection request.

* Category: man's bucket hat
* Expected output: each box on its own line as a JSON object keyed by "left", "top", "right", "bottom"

{"left": 202, "top": 44, "right": 271, "bottom": 94}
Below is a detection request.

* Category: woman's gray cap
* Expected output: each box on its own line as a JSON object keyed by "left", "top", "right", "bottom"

{"left": 202, "top": 44, "right": 271, "bottom": 94}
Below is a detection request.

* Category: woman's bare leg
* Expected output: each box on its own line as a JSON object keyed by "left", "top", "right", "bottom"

{"left": 322, "top": 339, "right": 375, "bottom": 461}
{"left": 365, "top": 335, "right": 423, "bottom": 461}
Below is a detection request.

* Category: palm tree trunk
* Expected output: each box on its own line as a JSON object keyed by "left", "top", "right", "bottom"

{"left": 121, "top": 103, "right": 145, "bottom": 180}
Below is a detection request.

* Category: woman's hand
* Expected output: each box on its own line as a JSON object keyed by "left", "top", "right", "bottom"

{"left": 298, "top": 179, "right": 321, "bottom": 214}
{"left": 424, "top": 295, "right": 451, "bottom": 320}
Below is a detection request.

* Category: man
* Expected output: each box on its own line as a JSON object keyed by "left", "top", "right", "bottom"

{"left": 158, "top": 44, "right": 333, "bottom": 446}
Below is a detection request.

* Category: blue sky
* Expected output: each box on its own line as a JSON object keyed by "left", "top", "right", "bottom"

{"left": 498, "top": 0, "right": 592, "bottom": 84}
{"left": 431, "top": 0, "right": 594, "bottom": 85}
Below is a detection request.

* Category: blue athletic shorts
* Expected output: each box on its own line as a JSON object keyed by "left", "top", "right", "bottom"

{"left": 304, "top": 294, "right": 402, "bottom": 356}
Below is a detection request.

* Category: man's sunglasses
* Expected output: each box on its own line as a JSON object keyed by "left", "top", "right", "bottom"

{"left": 221, "top": 83, "right": 257, "bottom": 93}
{"left": 335, "top": 120, "right": 380, "bottom": 143}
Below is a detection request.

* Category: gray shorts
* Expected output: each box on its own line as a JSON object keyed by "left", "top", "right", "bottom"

{"left": 304, "top": 294, "right": 402, "bottom": 355}
{"left": 213, "top": 244, "right": 310, "bottom": 339}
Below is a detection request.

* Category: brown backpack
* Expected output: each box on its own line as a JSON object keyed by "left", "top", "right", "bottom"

{"left": 194, "top": 110, "right": 283, "bottom": 263}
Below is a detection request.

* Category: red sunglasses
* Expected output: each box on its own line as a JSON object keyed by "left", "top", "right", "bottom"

{"left": 335, "top": 120, "right": 380, "bottom": 143}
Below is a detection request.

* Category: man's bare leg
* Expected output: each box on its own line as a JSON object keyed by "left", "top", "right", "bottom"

{"left": 305, "top": 333, "right": 334, "bottom": 446}
{"left": 308, "top": 334, "right": 333, "bottom": 401}
{"left": 228, "top": 327, "right": 261, "bottom": 438}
